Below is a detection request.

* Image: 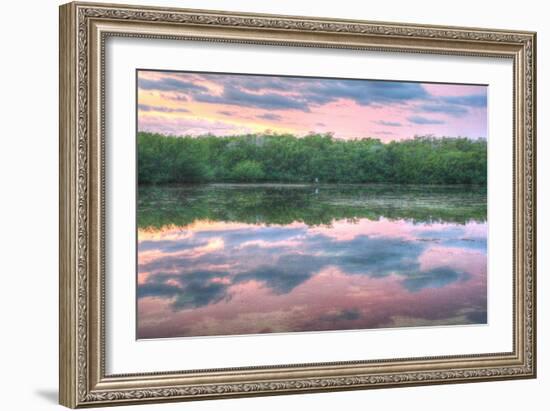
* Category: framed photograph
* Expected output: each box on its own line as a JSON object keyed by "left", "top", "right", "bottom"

{"left": 59, "top": 2, "right": 537, "bottom": 408}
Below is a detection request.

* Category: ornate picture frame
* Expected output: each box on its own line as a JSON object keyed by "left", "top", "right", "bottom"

{"left": 59, "top": 1, "right": 536, "bottom": 408}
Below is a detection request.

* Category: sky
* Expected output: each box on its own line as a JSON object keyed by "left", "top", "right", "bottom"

{"left": 137, "top": 70, "right": 487, "bottom": 142}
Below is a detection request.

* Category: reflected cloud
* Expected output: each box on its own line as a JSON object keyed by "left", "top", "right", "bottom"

{"left": 318, "top": 308, "right": 362, "bottom": 322}
{"left": 400, "top": 267, "right": 468, "bottom": 292}
{"left": 137, "top": 216, "right": 487, "bottom": 338}
{"left": 140, "top": 270, "right": 231, "bottom": 310}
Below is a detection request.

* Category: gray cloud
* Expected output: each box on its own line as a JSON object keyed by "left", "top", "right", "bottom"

{"left": 373, "top": 120, "right": 402, "bottom": 127}
{"left": 416, "top": 103, "right": 468, "bottom": 117}
{"left": 195, "top": 85, "right": 310, "bottom": 111}
{"left": 466, "top": 310, "right": 487, "bottom": 323}
{"left": 139, "top": 72, "right": 487, "bottom": 126}
{"left": 400, "top": 267, "right": 469, "bottom": 292}
{"left": 300, "top": 79, "right": 428, "bottom": 107}
{"left": 318, "top": 308, "right": 362, "bottom": 322}
{"left": 138, "top": 223, "right": 478, "bottom": 312}
{"left": 442, "top": 94, "right": 487, "bottom": 107}
{"left": 138, "top": 104, "right": 189, "bottom": 113}
{"left": 139, "top": 270, "right": 231, "bottom": 310}
{"left": 138, "top": 77, "right": 209, "bottom": 93}
{"left": 140, "top": 73, "right": 432, "bottom": 113}
{"left": 257, "top": 113, "right": 283, "bottom": 121}
{"left": 408, "top": 115, "right": 445, "bottom": 125}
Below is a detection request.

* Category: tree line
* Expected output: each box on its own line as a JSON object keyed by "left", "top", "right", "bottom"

{"left": 137, "top": 132, "right": 487, "bottom": 185}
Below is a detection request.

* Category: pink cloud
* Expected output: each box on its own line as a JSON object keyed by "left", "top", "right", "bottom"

{"left": 137, "top": 71, "right": 487, "bottom": 141}
{"left": 137, "top": 218, "right": 487, "bottom": 338}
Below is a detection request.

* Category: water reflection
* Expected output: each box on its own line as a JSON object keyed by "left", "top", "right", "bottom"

{"left": 137, "top": 184, "right": 487, "bottom": 339}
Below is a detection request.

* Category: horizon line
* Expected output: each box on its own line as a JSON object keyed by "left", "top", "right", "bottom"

{"left": 137, "top": 130, "right": 487, "bottom": 142}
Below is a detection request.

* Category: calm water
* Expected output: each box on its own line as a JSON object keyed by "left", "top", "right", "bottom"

{"left": 137, "top": 184, "right": 487, "bottom": 339}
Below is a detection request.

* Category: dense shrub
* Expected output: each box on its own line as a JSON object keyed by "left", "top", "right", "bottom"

{"left": 231, "top": 160, "right": 265, "bottom": 182}
{"left": 137, "top": 132, "right": 487, "bottom": 185}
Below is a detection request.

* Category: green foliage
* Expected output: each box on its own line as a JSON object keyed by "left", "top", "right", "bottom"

{"left": 137, "top": 132, "right": 209, "bottom": 184}
{"left": 137, "top": 132, "right": 487, "bottom": 185}
{"left": 138, "top": 184, "right": 487, "bottom": 229}
{"left": 231, "top": 160, "right": 265, "bottom": 182}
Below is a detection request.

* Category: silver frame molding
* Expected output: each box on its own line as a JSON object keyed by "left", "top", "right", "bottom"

{"left": 59, "top": 2, "right": 536, "bottom": 408}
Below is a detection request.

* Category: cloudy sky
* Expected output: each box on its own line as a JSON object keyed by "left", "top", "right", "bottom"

{"left": 137, "top": 70, "right": 487, "bottom": 141}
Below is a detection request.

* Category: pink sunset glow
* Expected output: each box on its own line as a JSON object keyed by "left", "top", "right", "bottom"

{"left": 137, "top": 218, "right": 487, "bottom": 338}
{"left": 137, "top": 70, "right": 487, "bottom": 141}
